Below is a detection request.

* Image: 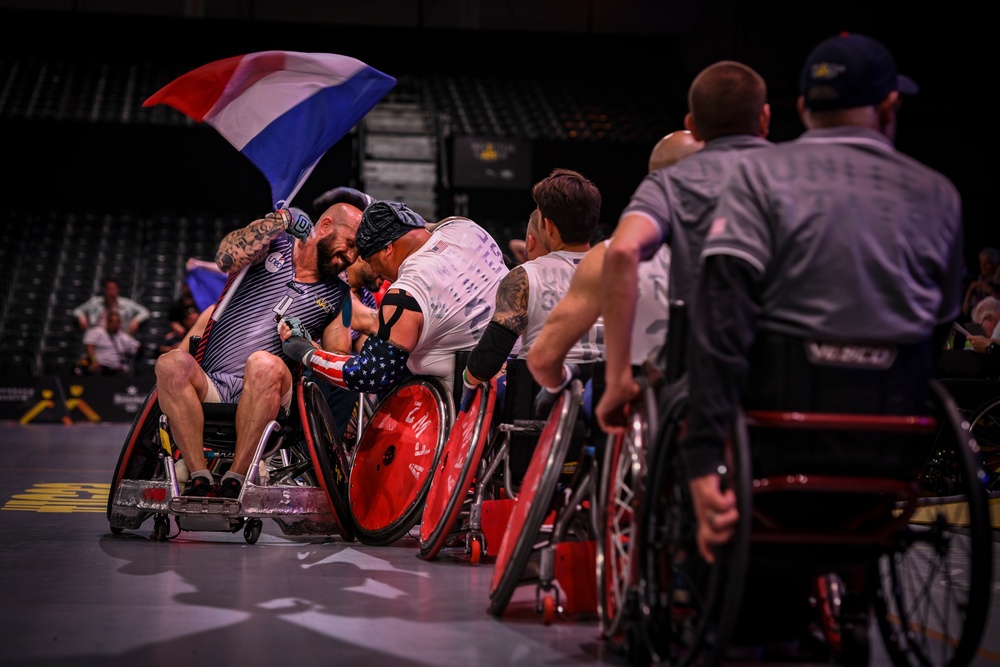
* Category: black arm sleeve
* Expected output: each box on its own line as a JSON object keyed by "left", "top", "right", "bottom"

{"left": 679, "top": 255, "right": 762, "bottom": 479}
{"left": 466, "top": 320, "right": 520, "bottom": 382}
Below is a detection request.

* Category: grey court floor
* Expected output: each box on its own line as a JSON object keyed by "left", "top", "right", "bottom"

{"left": 1, "top": 421, "right": 1000, "bottom": 667}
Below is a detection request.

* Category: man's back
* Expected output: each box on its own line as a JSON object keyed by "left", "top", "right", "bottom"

{"left": 391, "top": 217, "right": 508, "bottom": 380}
{"left": 517, "top": 249, "right": 601, "bottom": 362}
{"left": 704, "top": 126, "right": 963, "bottom": 343}
{"left": 623, "top": 134, "right": 771, "bottom": 305}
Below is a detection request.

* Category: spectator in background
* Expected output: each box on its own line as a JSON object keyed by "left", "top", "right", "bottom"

{"left": 961, "top": 246, "right": 1000, "bottom": 321}
{"left": 158, "top": 307, "right": 201, "bottom": 356}
{"left": 168, "top": 283, "right": 200, "bottom": 339}
{"left": 967, "top": 296, "right": 1000, "bottom": 352}
{"left": 81, "top": 311, "right": 141, "bottom": 375}
{"left": 73, "top": 275, "right": 149, "bottom": 335}
{"left": 938, "top": 296, "right": 1000, "bottom": 378}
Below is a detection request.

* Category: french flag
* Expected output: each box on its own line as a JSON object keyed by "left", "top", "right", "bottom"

{"left": 143, "top": 51, "right": 396, "bottom": 208}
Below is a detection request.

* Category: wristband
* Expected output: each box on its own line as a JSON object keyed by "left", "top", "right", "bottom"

{"left": 274, "top": 208, "right": 292, "bottom": 228}
{"left": 543, "top": 365, "right": 572, "bottom": 394}
{"left": 462, "top": 368, "right": 478, "bottom": 390}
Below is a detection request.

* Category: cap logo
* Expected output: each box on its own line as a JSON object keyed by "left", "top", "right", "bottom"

{"left": 810, "top": 62, "right": 846, "bottom": 80}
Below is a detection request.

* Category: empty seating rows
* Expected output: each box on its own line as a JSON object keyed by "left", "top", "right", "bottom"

{"left": 0, "top": 55, "right": 672, "bottom": 142}
{"left": 0, "top": 210, "right": 244, "bottom": 376}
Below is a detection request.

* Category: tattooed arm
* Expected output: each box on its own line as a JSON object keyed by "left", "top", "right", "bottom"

{"left": 463, "top": 266, "right": 530, "bottom": 385}
{"left": 215, "top": 209, "right": 292, "bottom": 273}
{"left": 491, "top": 266, "right": 530, "bottom": 335}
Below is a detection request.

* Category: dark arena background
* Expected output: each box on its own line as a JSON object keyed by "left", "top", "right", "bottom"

{"left": 0, "top": 1, "right": 989, "bottom": 421}
{"left": 0, "top": 5, "right": 997, "bottom": 667}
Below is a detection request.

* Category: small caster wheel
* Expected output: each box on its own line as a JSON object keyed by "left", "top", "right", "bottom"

{"left": 470, "top": 538, "right": 482, "bottom": 565}
{"left": 110, "top": 525, "right": 123, "bottom": 535}
{"left": 244, "top": 519, "right": 262, "bottom": 544}
{"left": 542, "top": 594, "right": 556, "bottom": 625}
{"left": 152, "top": 516, "right": 169, "bottom": 541}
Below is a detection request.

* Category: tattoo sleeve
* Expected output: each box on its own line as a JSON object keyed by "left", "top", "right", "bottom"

{"left": 492, "top": 267, "right": 529, "bottom": 335}
{"left": 215, "top": 210, "right": 290, "bottom": 273}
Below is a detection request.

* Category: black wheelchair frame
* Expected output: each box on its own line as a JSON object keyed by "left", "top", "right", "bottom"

{"left": 626, "top": 375, "right": 992, "bottom": 667}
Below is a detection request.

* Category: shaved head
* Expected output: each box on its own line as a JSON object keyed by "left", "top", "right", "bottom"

{"left": 648, "top": 130, "right": 705, "bottom": 173}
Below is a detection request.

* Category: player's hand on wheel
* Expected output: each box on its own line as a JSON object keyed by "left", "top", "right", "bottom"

{"left": 459, "top": 370, "right": 478, "bottom": 413}
{"left": 533, "top": 364, "right": 578, "bottom": 418}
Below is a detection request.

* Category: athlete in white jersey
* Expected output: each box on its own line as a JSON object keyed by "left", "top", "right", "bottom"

{"left": 281, "top": 201, "right": 508, "bottom": 395}
{"left": 528, "top": 132, "right": 698, "bottom": 398}
{"left": 518, "top": 248, "right": 598, "bottom": 361}
{"left": 459, "top": 169, "right": 603, "bottom": 412}
{"left": 154, "top": 188, "right": 368, "bottom": 498}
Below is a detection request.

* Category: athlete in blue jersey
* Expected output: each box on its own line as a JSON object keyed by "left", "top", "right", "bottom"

{"left": 154, "top": 188, "right": 369, "bottom": 498}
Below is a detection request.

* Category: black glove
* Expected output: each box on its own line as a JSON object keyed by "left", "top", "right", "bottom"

{"left": 280, "top": 316, "right": 315, "bottom": 365}
{"left": 459, "top": 369, "right": 478, "bottom": 413}
{"left": 286, "top": 207, "right": 314, "bottom": 242}
{"left": 312, "top": 186, "right": 374, "bottom": 214}
{"left": 533, "top": 364, "right": 577, "bottom": 418}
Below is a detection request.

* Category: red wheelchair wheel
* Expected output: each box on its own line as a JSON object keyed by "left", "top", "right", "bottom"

{"left": 488, "top": 381, "right": 582, "bottom": 617}
{"left": 348, "top": 376, "right": 454, "bottom": 546}
{"left": 419, "top": 378, "right": 497, "bottom": 560}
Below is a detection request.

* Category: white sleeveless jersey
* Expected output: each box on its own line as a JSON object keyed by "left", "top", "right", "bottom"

{"left": 629, "top": 242, "right": 671, "bottom": 365}
{"left": 391, "top": 217, "right": 508, "bottom": 384}
{"left": 517, "top": 249, "right": 602, "bottom": 362}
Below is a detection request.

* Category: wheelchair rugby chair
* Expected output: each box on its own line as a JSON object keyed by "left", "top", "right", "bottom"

{"left": 625, "top": 333, "right": 993, "bottom": 667}
{"left": 107, "top": 371, "right": 355, "bottom": 544}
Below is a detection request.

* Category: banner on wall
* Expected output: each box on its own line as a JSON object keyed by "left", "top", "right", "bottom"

{"left": 0, "top": 374, "right": 155, "bottom": 424}
{"left": 451, "top": 136, "right": 532, "bottom": 190}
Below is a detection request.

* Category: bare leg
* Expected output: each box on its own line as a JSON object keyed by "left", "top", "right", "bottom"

{"left": 154, "top": 349, "right": 210, "bottom": 473}
{"left": 230, "top": 351, "right": 291, "bottom": 477}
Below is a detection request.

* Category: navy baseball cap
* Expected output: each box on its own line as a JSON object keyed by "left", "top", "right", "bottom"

{"left": 800, "top": 32, "right": 919, "bottom": 111}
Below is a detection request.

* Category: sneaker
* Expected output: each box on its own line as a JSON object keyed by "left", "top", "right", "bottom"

{"left": 219, "top": 478, "right": 242, "bottom": 499}
{"left": 184, "top": 476, "right": 215, "bottom": 497}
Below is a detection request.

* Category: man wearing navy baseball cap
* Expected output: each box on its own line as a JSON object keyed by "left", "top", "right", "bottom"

{"left": 679, "top": 32, "right": 965, "bottom": 656}
{"left": 798, "top": 32, "right": 919, "bottom": 137}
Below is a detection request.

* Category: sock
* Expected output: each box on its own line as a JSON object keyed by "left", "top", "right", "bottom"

{"left": 191, "top": 470, "right": 213, "bottom": 483}
{"left": 221, "top": 471, "right": 246, "bottom": 485}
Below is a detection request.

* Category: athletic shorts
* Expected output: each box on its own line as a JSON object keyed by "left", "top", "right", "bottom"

{"left": 204, "top": 370, "right": 293, "bottom": 411}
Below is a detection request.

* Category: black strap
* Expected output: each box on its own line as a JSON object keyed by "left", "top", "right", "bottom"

{"left": 378, "top": 290, "right": 421, "bottom": 341}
